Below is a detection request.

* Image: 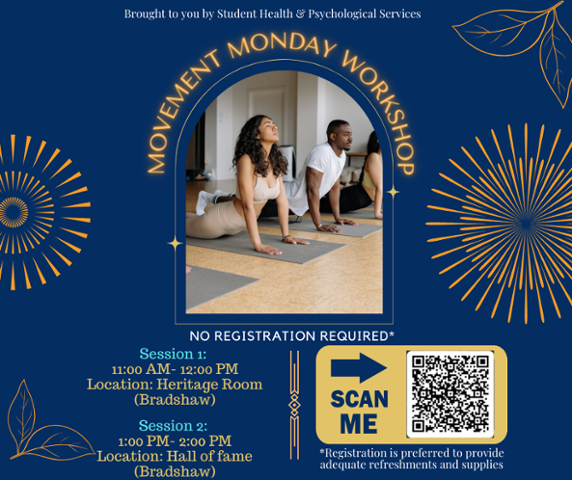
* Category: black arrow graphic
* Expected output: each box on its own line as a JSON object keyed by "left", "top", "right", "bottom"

{"left": 331, "top": 353, "right": 387, "bottom": 383}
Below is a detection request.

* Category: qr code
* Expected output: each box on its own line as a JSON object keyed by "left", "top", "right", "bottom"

{"left": 406, "top": 351, "right": 494, "bottom": 438}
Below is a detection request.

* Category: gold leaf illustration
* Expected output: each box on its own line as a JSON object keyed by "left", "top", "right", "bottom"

{"left": 14, "top": 425, "right": 95, "bottom": 461}
{"left": 7, "top": 380, "right": 36, "bottom": 455}
{"left": 453, "top": 3, "right": 562, "bottom": 56}
{"left": 540, "top": 10, "right": 572, "bottom": 108}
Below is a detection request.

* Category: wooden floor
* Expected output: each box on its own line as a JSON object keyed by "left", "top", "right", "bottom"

{"left": 186, "top": 180, "right": 383, "bottom": 314}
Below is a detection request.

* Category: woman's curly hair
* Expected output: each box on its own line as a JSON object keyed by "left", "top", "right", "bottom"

{"left": 232, "top": 115, "right": 288, "bottom": 177}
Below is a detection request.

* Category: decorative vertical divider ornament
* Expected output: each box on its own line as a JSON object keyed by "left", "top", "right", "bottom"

{"left": 289, "top": 351, "right": 300, "bottom": 460}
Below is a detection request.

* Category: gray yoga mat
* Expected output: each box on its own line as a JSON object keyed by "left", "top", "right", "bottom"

{"left": 257, "top": 217, "right": 382, "bottom": 237}
{"left": 186, "top": 231, "right": 345, "bottom": 264}
{"left": 325, "top": 208, "right": 383, "bottom": 220}
{"left": 186, "top": 266, "right": 259, "bottom": 311}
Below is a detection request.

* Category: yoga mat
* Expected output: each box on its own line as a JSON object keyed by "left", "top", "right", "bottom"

{"left": 186, "top": 231, "right": 345, "bottom": 264}
{"left": 186, "top": 266, "right": 259, "bottom": 311}
{"left": 326, "top": 208, "right": 383, "bottom": 220}
{"left": 257, "top": 217, "right": 382, "bottom": 238}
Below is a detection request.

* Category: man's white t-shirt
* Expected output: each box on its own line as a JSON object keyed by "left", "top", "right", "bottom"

{"left": 284, "top": 143, "right": 346, "bottom": 216}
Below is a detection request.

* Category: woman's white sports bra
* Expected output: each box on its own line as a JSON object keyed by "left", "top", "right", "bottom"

{"left": 236, "top": 175, "right": 280, "bottom": 204}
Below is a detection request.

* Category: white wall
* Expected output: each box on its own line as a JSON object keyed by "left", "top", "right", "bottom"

{"left": 215, "top": 88, "right": 234, "bottom": 180}
{"left": 296, "top": 73, "right": 325, "bottom": 174}
{"left": 203, "top": 100, "right": 217, "bottom": 173}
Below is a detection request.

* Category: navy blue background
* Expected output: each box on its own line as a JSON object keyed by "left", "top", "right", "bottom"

{"left": 1, "top": 1, "right": 570, "bottom": 478}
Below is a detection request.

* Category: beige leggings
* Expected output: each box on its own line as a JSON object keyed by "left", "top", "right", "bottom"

{"left": 186, "top": 201, "right": 246, "bottom": 239}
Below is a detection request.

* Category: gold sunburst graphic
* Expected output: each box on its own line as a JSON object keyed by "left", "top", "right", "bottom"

{"left": 427, "top": 124, "right": 572, "bottom": 323}
{"left": 0, "top": 135, "right": 91, "bottom": 290}
{"left": 0, "top": 197, "right": 29, "bottom": 228}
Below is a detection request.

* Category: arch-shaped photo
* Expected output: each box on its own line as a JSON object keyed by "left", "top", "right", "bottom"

{"left": 184, "top": 71, "right": 384, "bottom": 314}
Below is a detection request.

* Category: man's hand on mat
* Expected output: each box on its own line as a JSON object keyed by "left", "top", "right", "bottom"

{"left": 283, "top": 236, "right": 310, "bottom": 245}
{"left": 336, "top": 218, "right": 358, "bottom": 226}
{"left": 375, "top": 212, "right": 383, "bottom": 220}
{"left": 256, "top": 244, "right": 283, "bottom": 255}
{"left": 186, "top": 266, "right": 191, "bottom": 273}
{"left": 318, "top": 224, "right": 342, "bottom": 233}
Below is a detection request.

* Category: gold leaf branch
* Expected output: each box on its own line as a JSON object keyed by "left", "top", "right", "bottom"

{"left": 540, "top": 9, "right": 572, "bottom": 108}
{"left": 8, "top": 381, "right": 95, "bottom": 461}
{"left": 453, "top": 5, "right": 557, "bottom": 56}
{"left": 453, "top": 2, "right": 571, "bottom": 108}
{"left": 11, "top": 425, "right": 95, "bottom": 461}
{"left": 7, "top": 380, "right": 35, "bottom": 455}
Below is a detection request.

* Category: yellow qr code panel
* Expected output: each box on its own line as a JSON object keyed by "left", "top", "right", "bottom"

{"left": 316, "top": 346, "right": 507, "bottom": 444}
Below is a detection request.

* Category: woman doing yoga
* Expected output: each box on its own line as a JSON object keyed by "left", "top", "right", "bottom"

{"left": 186, "top": 115, "right": 309, "bottom": 255}
{"left": 320, "top": 130, "right": 383, "bottom": 220}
